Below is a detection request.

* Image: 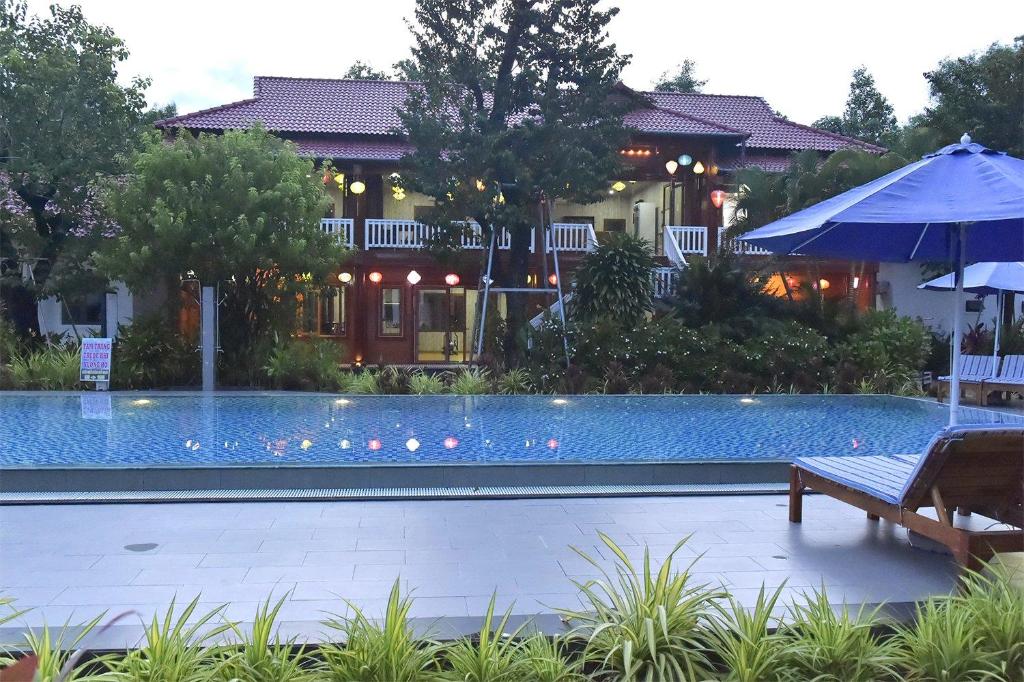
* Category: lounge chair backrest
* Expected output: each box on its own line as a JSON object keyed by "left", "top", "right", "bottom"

{"left": 898, "top": 426, "right": 1024, "bottom": 510}
{"left": 959, "top": 354, "right": 995, "bottom": 378}
{"left": 995, "top": 355, "right": 1024, "bottom": 380}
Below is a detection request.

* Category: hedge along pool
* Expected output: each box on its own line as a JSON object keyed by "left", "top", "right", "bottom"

{"left": 2, "top": 393, "right": 1022, "bottom": 470}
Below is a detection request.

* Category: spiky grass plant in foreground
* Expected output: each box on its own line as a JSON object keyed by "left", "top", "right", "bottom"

{"left": 319, "top": 580, "right": 438, "bottom": 681}
{"left": 957, "top": 564, "right": 1024, "bottom": 682}
{"left": 216, "top": 595, "right": 311, "bottom": 681}
{"left": 780, "top": 586, "right": 898, "bottom": 682}
{"left": 894, "top": 596, "right": 1004, "bottom": 682}
{"left": 496, "top": 368, "right": 534, "bottom": 394}
{"left": 517, "top": 633, "right": 586, "bottom": 682}
{"left": 408, "top": 370, "right": 445, "bottom": 395}
{"left": 708, "top": 584, "right": 788, "bottom": 682}
{"left": 447, "top": 367, "right": 492, "bottom": 395}
{"left": 107, "top": 596, "right": 235, "bottom": 681}
{"left": 437, "top": 594, "right": 527, "bottom": 681}
{"left": 20, "top": 613, "right": 106, "bottom": 682}
{"left": 559, "top": 532, "right": 723, "bottom": 681}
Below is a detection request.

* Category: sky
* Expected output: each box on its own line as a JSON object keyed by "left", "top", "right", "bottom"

{"left": 24, "top": 0, "right": 1024, "bottom": 126}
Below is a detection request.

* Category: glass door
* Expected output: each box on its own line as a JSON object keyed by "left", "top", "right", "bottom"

{"left": 416, "top": 287, "right": 467, "bottom": 363}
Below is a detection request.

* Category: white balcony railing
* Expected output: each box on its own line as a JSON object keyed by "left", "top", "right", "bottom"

{"left": 364, "top": 219, "right": 522, "bottom": 251}
{"left": 718, "top": 231, "right": 772, "bottom": 256}
{"left": 320, "top": 218, "right": 354, "bottom": 248}
{"left": 666, "top": 225, "right": 708, "bottom": 256}
{"left": 652, "top": 267, "right": 678, "bottom": 299}
{"left": 546, "top": 222, "right": 598, "bottom": 253}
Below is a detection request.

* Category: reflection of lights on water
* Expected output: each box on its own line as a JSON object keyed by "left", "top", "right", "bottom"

{"left": 547, "top": 438, "right": 559, "bottom": 449}
{"left": 131, "top": 399, "right": 152, "bottom": 406}
{"left": 406, "top": 438, "right": 420, "bottom": 452}
{"left": 464, "top": 423, "right": 472, "bottom": 429}
{"left": 300, "top": 439, "right": 313, "bottom": 450}
{"left": 443, "top": 437, "right": 459, "bottom": 449}
{"left": 551, "top": 398, "right": 568, "bottom": 405}
{"left": 524, "top": 439, "right": 532, "bottom": 447}
{"left": 184, "top": 439, "right": 200, "bottom": 451}
{"left": 335, "top": 399, "right": 352, "bottom": 406}
{"left": 852, "top": 438, "right": 860, "bottom": 448}
{"left": 739, "top": 397, "right": 757, "bottom": 405}
{"left": 368, "top": 439, "right": 382, "bottom": 451}
{"left": 339, "top": 439, "right": 351, "bottom": 449}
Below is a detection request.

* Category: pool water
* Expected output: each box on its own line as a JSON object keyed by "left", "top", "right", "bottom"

{"left": 1, "top": 394, "right": 1021, "bottom": 469}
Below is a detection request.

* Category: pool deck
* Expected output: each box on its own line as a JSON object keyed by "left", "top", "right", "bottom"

{"left": 0, "top": 493, "right": 973, "bottom": 649}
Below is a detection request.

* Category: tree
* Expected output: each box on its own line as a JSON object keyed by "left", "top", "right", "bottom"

{"left": 98, "top": 126, "right": 345, "bottom": 380}
{"left": 812, "top": 66, "right": 896, "bottom": 146}
{"left": 572, "top": 233, "right": 655, "bottom": 326}
{"left": 920, "top": 36, "right": 1023, "bottom": 156}
{"left": 653, "top": 59, "right": 706, "bottom": 93}
{"left": 0, "top": 0, "right": 148, "bottom": 336}
{"left": 397, "top": 0, "right": 635, "bottom": 364}
{"left": 342, "top": 60, "right": 392, "bottom": 80}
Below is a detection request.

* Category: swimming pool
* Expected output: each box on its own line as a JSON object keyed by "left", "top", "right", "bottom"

{"left": 2, "top": 393, "right": 1021, "bottom": 469}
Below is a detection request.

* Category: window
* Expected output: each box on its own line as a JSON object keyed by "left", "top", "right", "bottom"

{"left": 298, "top": 286, "right": 346, "bottom": 337}
{"left": 603, "top": 218, "right": 626, "bottom": 233}
{"left": 380, "top": 288, "right": 402, "bottom": 336}
{"left": 61, "top": 292, "right": 104, "bottom": 325}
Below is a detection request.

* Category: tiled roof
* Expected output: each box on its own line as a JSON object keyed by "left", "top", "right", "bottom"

{"left": 644, "top": 91, "right": 885, "bottom": 153}
{"left": 719, "top": 152, "right": 803, "bottom": 174}
{"left": 288, "top": 137, "right": 414, "bottom": 161}
{"left": 157, "top": 77, "right": 883, "bottom": 159}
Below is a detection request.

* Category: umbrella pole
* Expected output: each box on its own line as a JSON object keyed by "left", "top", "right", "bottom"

{"left": 993, "top": 289, "right": 1002, "bottom": 363}
{"left": 949, "top": 223, "right": 967, "bottom": 426}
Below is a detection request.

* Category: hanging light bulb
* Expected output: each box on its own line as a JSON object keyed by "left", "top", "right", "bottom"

{"left": 677, "top": 154, "right": 693, "bottom": 166}
{"left": 406, "top": 270, "right": 421, "bottom": 284}
{"left": 474, "top": 179, "right": 487, "bottom": 192}
{"left": 349, "top": 180, "right": 366, "bottom": 195}
{"left": 339, "top": 272, "right": 353, "bottom": 284}
{"left": 548, "top": 274, "right": 558, "bottom": 286}
{"left": 444, "top": 273, "right": 460, "bottom": 286}
{"left": 665, "top": 160, "right": 679, "bottom": 175}
{"left": 334, "top": 173, "right": 345, "bottom": 186}
{"left": 710, "top": 190, "right": 727, "bottom": 209}
{"left": 611, "top": 180, "right": 626, "bottom": 192}
{"left": 693, "top": 161, "right": 705, "bottom": 175}
{"left": 368, "top": 271, "right": 383, "bottom": 283}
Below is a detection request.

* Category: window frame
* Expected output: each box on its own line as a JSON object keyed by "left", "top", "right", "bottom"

{"left": 379, "top": 286, "right": 404, "bottom": 338}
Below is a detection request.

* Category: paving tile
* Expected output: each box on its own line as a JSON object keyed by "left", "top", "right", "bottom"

{"left": 200, "top": 552, "right": 307, "bottom": 568}
{"left": 304, "top": 549, "right": 404, "bottom": 566}
{"left": 1, "top": 568, "right": 141, "bottom": 588}
{"left": 244, "top": 564, "right": 357, "bottom": 584}
{"left": 92, "top": 554, "right": 205, "bottom": 570}
{"left": 132, "top": 567, "right": 249, "bottom": 586}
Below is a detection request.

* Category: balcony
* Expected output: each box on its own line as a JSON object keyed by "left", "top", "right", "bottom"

{"left": 545, "top": 223, "right": 598, "bottom": 253}
{"left": 320, "top": 218, "right": 355, "bottom": 248}
{"left": 663, "top": 225, "right": 772, "bottom": 259}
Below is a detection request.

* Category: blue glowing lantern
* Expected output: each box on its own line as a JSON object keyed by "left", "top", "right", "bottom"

{"left": 677, "top": 154, "right": 693, "bottom": 166}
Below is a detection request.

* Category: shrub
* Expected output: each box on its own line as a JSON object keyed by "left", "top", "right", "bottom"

{"left": 834, "top": 310, "right": 930, "bottom": 393}
{"left": 571, "top": 233, "right": 656, "bottom": 327}
{"left": 893, "top": 596, "right": 1003, "bottom": 682}
{"left": 448, "top": 367, "right": 492, "bottom": 394}
{"left": 319, "top": 580, "right": 438, "bottom": 681}
{"left": 347, "top": 369, "right": 382, "bottom": 395}
{"left": 409, "top": 370, "right": 446, "bottom": 395}
{"left": 216, "top": 596, "right": 311, "bottom": 682}
{"left": 20, "top": 613, "right": 107, "bottom": 682}
{"left": 496, "top": 367, "right": 533, "bottom": 394}
{"left": 7, "top": 342, "right": 81, "bottom": 390}
{"left": 263, "top": 337, "right": 346, "bottom": 391}
{"left": 560, "top": 533, "right": 724, "bottom": 681}
{"left": 708, "top": 585, "right": 788, "bottom": 682}
{"left": 437, "top": 595, "right": 527, "bottom": 681}
{"left": 110, "top": 315, "right": 199, "bottom": 389}
{"left": 377, "top": 366, "right": 411, "bottom": 395}
{"left": 956, "top": 565, "right": 1024, "bottom": 681}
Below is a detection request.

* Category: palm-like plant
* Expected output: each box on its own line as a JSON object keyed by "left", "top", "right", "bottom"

{"left": 956, "top": 565, "right": 1024, "bottom": 681}
{"left": 559, "top": 532, "right": 723, "bottom": 681}
{"left": 216, "top": 596, "right": 311, "bottom": 681}
{"left": 437, "top": 594, "right": 527, "bottom": 681}
{"left": 571, "top": 233, "right": 656, "bottom": 327}
{"left": 708, "top": 584, "right": 789, "bottom": 682}
{"left": 893, "top": 596, "right": 1005, "bottom": 682}
{"left": 18, "top": 613, "right": 106, "bottom": 682}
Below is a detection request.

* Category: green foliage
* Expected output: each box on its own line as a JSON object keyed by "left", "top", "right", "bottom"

{"left": 264, "top": 338, "right": 345, "bottom": 391}
{"left": 408, "top": 369, "right": 446, "bottom": 394}
{"left": 437, "top": 595, "right": 527, "bottom": 681}
{"left": 99, "top": 126, "right": 345, "bottom": 377}
{"left": 517, "top": 634, "right": 585, "bottom": 682}
{"left": 811, "top": 66, "right": 897, "bottom": 146}
{"left": 0, "top": 0, "right": 149, "bottom": 334}
{"left": 320, "top": 580, "right": 438, "bottom": 681}
{"left": 110, "top": 315, "right": 198, "bottom": 389}
{"left": 347, "top": 369, "right": 382, "bottom": 395}
{"left": 377, "top": 366, "right": 412, "bottom": 395}
{"left": 496, "top": 367, "right": 534, "bottom": 394}
{"left": 571, "top": 233, "right": 656, "bottom": 327}
{"left": 216, "top": 596, "right": 312, "bottom": 682}
{"left": 560, "top": 532, "right": 723, "bottom": 681}
{"left": 921, "top": 36, "right": 1024, "bottom": 157}
{"left": 708, "top": 585, "right": 788, "bottom": 682}
{"left": 106, "top": 596, "right": 235, "bottom": 681}
{"left": 342, "top": 60, "right": 392, "bottom": 80}
{"left": 834, "top": 309, "right": 930, "bottom": 393}
{"left": 6, "top": 341, "right": 80, "bottom": 389}
{"left": 781, "top": 587, "right": 898, "bottom": 682}
{"left": 893, "top": 596, "right": 1003, "bottom": 682}
{"left": 672, "top": 255, "right": 780, "bottom": 337}
{"left": 957, "top": 565, "right": 1024, "bottom": 681}
{"left": 20, "top": 613, "right": 106, "bottom": 681}
{"left": 448, "top": 367, "right": 492, "bottom": 394}
{"left": 653, "top": 58, "right": 707, "bottom": 93}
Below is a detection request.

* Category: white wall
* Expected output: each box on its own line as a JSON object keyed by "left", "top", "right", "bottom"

{"left": 38, "top": 282, "right": 134, "bottom": 340}
{"left": 876, "top": 262, "right": 999, "bottom": 334}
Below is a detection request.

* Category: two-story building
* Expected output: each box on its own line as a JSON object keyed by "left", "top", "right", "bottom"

{"left": 52, "top": 77, "right": 880, "bottom": 365}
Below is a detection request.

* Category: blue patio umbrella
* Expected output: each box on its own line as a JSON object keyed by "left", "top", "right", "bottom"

{"left": 919, "top": 261, "right": 1024, "bottom": 365}
{"left": 741, "top": 135, "right": 1024, "bottom": 424}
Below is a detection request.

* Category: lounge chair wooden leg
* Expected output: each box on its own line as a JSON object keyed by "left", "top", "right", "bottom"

{"left": 867, "top": 512, "right": 880, "bottom": 521}
{"left": 789, "top": 467, "right": 803, "bottom": 523}
{"left": 956, "top": 506, "right": 972, "bottom": 517}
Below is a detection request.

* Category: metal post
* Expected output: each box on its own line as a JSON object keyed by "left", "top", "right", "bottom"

{"left": 548, "top": 201, "right": 571, "bottom": 369}
{"left": 668, "top": 178, "right": 676, "bottom": 226}
{"left": 201, "top": 285, "right": 216, "bottom": 392}
{"left": 948, "top": 223, "right": 967, "bottom": 426}
{"left": 104, "top": 291, "right": 118, "bottom": 340}
{"left": 993, "top": 289, "right": 1003, "bottom": 365}
{"left": 474, "top": 228, "right": 497, "bottom": 360}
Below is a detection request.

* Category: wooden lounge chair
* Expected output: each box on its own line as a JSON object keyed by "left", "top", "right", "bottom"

{"left": 936, "top": 354, "right": 998, "bottom": 404}
{"left": 789, "top": 426, "right": 1024, "bottom": 570}
{"left": 981, "top": 354, "right": 1024, "bottom": 405}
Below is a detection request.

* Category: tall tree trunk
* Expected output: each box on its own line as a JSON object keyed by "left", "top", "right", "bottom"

{"left": 502, "top": 223, "right": 532, "bottom": 367}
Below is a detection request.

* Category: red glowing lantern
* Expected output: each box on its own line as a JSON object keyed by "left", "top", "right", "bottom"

{"left": 710, "top": 189, "right": 727, "bottom": 209}
{"left": 547, "top": 274, "right": 558, "bottom": 286}
{"left": 444, "top": 273, "right": 460, "bottom": 286}
{"left": 368, "top": 271, "right": 383, "bottom": 284}
{"left": 368, "top": 438, "right": 382, "bottom": 451}
{"left": 546, "top": 438, "right": 559, "bottom": 450}
{"left": 443, "top": 436, "right": 459, "bottom": 449}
